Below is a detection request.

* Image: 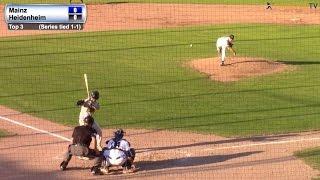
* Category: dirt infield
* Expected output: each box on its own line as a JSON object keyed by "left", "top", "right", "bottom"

{"left": 187, "top": 57, "right": 293, "bottom": 82}
{"left": 0, "top": 3, "right": 319, "bottom": 37}
{"left": 0, "top": 105, "right": 320, "bottom": 179}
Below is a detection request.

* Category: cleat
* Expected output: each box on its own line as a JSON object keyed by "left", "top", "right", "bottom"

{"left": 60, "top": 161, "right": 67, "bottom": 171}
{"left": 91, "top": 166, "right": 102, "bottom": 175}
{"left": 100, "top": 166, "right": 110, "bottom": 175}
{"left": 123, "top": 165, "right": 138, "bottom": 174}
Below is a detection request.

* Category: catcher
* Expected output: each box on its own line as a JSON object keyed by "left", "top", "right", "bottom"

{"left": 216, "top": 34, "right": 236, "bottom": 66}
{"left": 77, "top": 90, "right": 103, "bottom": 151}
{"left": 60, "top": 116, "right": 102, "bottom": 175}
{"left": 100, "top": 129, "right": 136, "bottom": 174}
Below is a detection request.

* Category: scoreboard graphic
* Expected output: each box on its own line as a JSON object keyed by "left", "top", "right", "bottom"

{"left": 5, "top": 4, "right": 87, "bottom": 30}
{"left": 68, "top": 6, "right": 83, "bottom": 21}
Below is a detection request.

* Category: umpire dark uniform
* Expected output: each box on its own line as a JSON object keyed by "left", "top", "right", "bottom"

{"left": 60, "top": 116, "right": 102, "bottom": 174}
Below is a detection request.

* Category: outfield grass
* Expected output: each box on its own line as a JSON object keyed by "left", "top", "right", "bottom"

{"left": 295, "top": 147, "right": 320, "bottom": 179}
{"left": 0, "top": 24, "right": 320, "bottom": 137}
{"left": 1, "top": 0, "right": 314, "bottom": 6}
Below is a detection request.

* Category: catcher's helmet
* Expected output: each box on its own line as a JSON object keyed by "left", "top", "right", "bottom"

{"left": 114, "top": 129, "right": 125, "bottom": 140}
{"left": 90, "top": 90, "right": 99, "bottom": 100}
{"left": 83, "top": 115, "right": 94, "bottom": 126}
{"left": 229, "top": 34, "right": 235, "bottom": 40}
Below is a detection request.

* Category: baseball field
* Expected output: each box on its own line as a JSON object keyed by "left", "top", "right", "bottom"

{"left": 1, "top": 0, "right": 315, "bottom": 6}
{"left": 0, "top": 129, "right": 10, "bottom": 138}
{"left": 0, "top": 0, "right": 320, "bottom": 179}
{"left": 295, "top": 147, "right": 320, "bottom": 174}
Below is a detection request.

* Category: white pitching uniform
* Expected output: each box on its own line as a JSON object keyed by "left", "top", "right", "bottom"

{"left": 216, "top": 36, "right": 233, "bottom": 64}
{"left": 103, "top": 139, "right": 130, "bottom": 166}
{"left": 79, "top": 98, "right": 103, "bottom": 150}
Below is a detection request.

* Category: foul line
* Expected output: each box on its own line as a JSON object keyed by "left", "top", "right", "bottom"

{"left": 204, "top": 137, "right": 320, "bottom": 151}
{"left": 1, "top": 114, "right": 320, "bottom": 151}
{"left": 0, "top": 115, "right": 71, "bottom": 142}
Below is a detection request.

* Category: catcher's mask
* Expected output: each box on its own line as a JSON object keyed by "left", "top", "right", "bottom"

{"left": 229, "top": 34, "right": 235, "bottom": 40}
{"left": 114, "top": 129, "right": 125, "bottom": 141}
{"left": 90, "top": 90, "right": 100, "bottom": 100}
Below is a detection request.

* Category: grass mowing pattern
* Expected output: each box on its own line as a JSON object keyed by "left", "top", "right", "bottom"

{"left": 0, "top": 24, "right": 320, "bottom": 136}
{"left": 0, "top": 0, "right": 314, "bottom": 6}
{"left": 295, "top": 147, "right": 320, "bottom": 179}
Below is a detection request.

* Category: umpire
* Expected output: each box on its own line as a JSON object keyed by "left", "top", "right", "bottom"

{"left": 60, "top": 115, "right": 102, "bottom": 175}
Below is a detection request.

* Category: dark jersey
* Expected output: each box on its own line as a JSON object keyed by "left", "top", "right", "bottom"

{"left": 72, "top": 125, "right": 96, "bottom": 147}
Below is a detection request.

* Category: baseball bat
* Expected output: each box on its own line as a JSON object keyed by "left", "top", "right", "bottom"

{"left": 84, "top": 74, "right": 89, "bottom": 98}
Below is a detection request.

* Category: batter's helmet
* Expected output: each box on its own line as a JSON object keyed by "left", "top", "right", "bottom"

{"left": 90, "top": 90, "right": 99, "bottom": 100}
{"left": 83, "top": 116, "right": 94, "bottom": 126}
{"left": 229, "top": 34, "right": 235, "bottom": 40}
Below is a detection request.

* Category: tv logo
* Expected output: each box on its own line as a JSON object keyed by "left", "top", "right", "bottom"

{"left": 309, "top": 3, "right": 318, "bottom": 9}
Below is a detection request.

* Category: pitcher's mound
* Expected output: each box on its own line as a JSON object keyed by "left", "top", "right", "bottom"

{"left": 188, "top": 57, "right": 292, "bottom": 82}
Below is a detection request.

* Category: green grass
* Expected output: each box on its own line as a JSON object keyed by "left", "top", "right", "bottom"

{"left": 0, "top": 24, "right": 320, "bottom": 137}
{"left": 295, "top": 147, "right": 320, "bottom": 179}
{"left": 1, "top": 0, "right": 315, "bottom": 6}
{"left": 0, "top": 131, "right": 7, "bottom": 138}
{"left": 0, "top": 129, "right": 13, "bottom": 138}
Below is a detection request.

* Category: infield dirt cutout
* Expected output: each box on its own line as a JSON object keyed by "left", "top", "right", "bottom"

{"left": 188, "top": 57, "right": 293, "bottom": 82}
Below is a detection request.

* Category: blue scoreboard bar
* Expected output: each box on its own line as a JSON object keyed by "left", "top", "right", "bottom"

{"left": 5, "top": 4, "right": 87, "bottom": 23}
{"left": 69, "top": 6, "right": 83, "bottom": 13}
{"left": 68, "top": 6, "right": 83, "bottom": 22}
